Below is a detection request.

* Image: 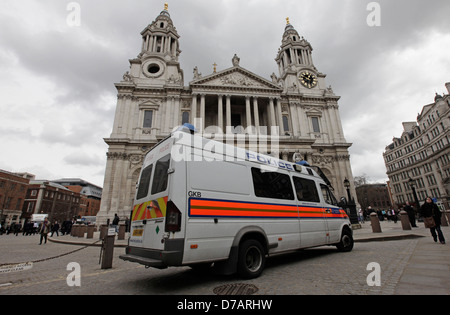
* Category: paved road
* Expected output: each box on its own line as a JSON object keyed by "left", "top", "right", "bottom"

{"left": 0, "top": 222, "right": 448, "bottom": 295}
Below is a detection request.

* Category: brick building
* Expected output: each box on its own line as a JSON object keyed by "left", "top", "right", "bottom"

{"left": 355, "top": 183, "right": 392, "bottom": 211}
{"left": 0, "top": 169, "right": 31, "bottom": 227}
{"left": 52, "top": 178, "right": 102, "bottom": 217}
{"left": 22, "top": 180, "right": 82, "bottom": 223}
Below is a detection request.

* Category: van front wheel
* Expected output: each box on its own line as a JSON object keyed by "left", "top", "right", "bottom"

{"left": 336, "top": 228, "right": 354, "bottom": 252}
{"left": 237, "top": 239, "right": 266, "bottom": 279}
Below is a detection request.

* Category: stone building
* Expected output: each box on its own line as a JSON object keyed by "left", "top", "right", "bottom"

{"left": 97, "top": 5, "right": 356, "bottom": 224}
{"left": 383, "top": 82, "right": 450, "bottom": 210}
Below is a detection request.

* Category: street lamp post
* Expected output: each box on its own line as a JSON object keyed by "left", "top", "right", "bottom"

{"left": 408, "top": 178, "right": 421, "bottom": 215}
{"left": 343, "top": 178, "right": 359, "bottom": 226}
{"left": 343, "top": 178, "right": 352, "bottom": 202}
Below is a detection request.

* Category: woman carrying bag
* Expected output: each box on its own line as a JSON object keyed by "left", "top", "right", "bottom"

{"left": 420, "top": 197, "right": 445, "bottom": 244}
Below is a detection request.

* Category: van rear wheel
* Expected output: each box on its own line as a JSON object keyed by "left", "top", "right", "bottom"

{"left": 237, "top": 239, "right": 265, "bottom": 279}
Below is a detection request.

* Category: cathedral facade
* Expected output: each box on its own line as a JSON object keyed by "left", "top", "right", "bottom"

{"left": 97, "top": 5, "right": 357, "bottom": 224}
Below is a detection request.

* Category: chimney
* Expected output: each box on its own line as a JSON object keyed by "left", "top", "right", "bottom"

{"left": 445, "top": 82, "right": 450, "bottom": 94}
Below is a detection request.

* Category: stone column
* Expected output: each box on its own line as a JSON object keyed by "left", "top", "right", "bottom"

{"left": 253, "top": 97, "right": 260, "bottom": 133}
{"left": 276, "top": 98, "right": 283, "bottom": 134}
{"left": 226, "top": 95, "right": 231, "bottom": 133}
{"left": 200, "top": 94, "right": 205, "bottom": 132}
{"left": 191, "top": 94, "right": 197, "bottom": 125}
{"left": 172, "top": 96, "right": 180, "bottom": 129}
{"left": 245, "top": 96, "right": 252, "bottom": 133}
{"left": 164, "top": 97, "right": 172, "bottom": 133}
{"left": 218, "top": 95, "right": 223, "bottom": 133}
{"left": 289, "top": 102, "right": 299, "bottom": 136}
{"left": 269, "top": 97, "right": 276, "bottom": 133}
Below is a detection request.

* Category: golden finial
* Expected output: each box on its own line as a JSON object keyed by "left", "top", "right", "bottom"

{"left": 286, "top": 17, "right": 290, "bottom": 25}
{"left": 213, "top": 62, "right": 217, "bottom": 73}
{"left": 164, "top": 3, "right": 168, "bottom": 11}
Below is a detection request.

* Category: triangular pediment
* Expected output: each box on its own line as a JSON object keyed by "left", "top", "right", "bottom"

{"left": 190, "top": 66, "right": 281, "bottom": 91}
{"left": 138, "top": 98, "right": 160, "bottom": 109}
{"left": 305, "top": 108, "right": 323, "bottom": 116}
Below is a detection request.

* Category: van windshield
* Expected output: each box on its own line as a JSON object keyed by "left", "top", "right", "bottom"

{"left": 320, "top": 184, "right": 338, "bottom": 206}
{"left": 151, "top": 154, "right": 170, "bottom": 194}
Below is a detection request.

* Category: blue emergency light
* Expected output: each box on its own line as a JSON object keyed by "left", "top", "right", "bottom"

{"left": 177, "top": 123, "right": 197, "bottom": 134}
{"left": 295, "top": 160, "right": 310, "bottom": 166}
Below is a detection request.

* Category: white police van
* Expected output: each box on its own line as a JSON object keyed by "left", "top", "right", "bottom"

{"left": 119, "top": 124, "right": 353, "bottom": 278}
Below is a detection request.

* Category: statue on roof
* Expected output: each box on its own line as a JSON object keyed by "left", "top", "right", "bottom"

{"left": 232, "top": 54, "right": 240, "bottom": 67}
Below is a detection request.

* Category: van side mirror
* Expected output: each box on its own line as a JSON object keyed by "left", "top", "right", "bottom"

{"left": 337, "top": 197, "right": 347, "bottom": 208}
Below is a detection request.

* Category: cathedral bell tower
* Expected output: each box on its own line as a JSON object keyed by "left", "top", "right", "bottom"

{"left": 275, "top": 18, "right": 322, "bottom": 94}
{"left": 128, "top": 3, "right": 184, "bottom": 86}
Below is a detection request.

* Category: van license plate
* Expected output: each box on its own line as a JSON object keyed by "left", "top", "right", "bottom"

{"left": 132, "top": 229, "right": 144, "bottom": 237}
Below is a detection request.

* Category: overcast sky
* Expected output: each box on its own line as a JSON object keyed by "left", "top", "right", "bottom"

{"left": 0, "top": 0, "right": 449, "bottom": 188}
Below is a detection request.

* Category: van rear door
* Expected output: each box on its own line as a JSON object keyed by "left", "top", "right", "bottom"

{"left": 129, "top": 145, "right": 172, "bottom": 251}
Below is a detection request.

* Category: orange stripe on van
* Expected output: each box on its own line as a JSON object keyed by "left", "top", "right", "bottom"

{"left": 189, "top": 198, "right": 348, "bottom": 219}
{"left": 190, "top": 198, "right": 298, "bottom": 218}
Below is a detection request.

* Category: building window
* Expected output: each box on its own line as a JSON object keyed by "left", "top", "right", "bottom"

{"left": 182, "top": 111, "right": 189, "bottom": 125}
{"left": 311, "top": 117, "right": 320, "bottom": 133}
{"left": 31, "top": 190, "right": 37, "bottom": 196}
{"left": 143, "top": 110, "right": 153, "bottom": 128}
{"left": 15, "top": 198, "right": 22, "bottom": 210}
{"left": 282, "top": 116, "right": 290, "bottom": 132}
{"left": 5, "top": 197, "right": 12, "bottom": 209}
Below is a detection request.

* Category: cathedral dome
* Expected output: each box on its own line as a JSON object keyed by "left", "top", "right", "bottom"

{"left": 285, "top": 23, "right": 295, "bottom": 31}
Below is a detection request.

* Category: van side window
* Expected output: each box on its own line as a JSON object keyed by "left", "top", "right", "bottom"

{"left": 320, "top": 184, "right": 338, "bottom": 206}
{"left": 151, "top": 154, "right": 170, "bottom": 194}
{"left": 293, "top": 177, "right": 320, "bottom": 202}
{"left": 136, "top": 164, "right": 153, "bottom": 199}
{"left": 251, "top": 168, "right": 294, "bottom": 200}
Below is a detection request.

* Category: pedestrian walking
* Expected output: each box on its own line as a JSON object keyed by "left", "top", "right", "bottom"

{"left": 390, "top": 209, "right": 398, "bottom": 223}
{"left": 39, "top": 218, "right": 51, "bottom": 245}
{"left": 112, "top": 213, "right": 120, "bottom": 233}
{"left": 51, "top": 220, "right": 60, "bottom": 237}
{"left": 14, "top": 222, "right": 22, "bottom": 236}
{"left": 358, "top": 208, "right": 365, "bottom": 223}
{"left": 404, "top": 202, "right": 418, "bottom": 227}
{"left": 420, "top": 197, "right": 445, "bottom": 244}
